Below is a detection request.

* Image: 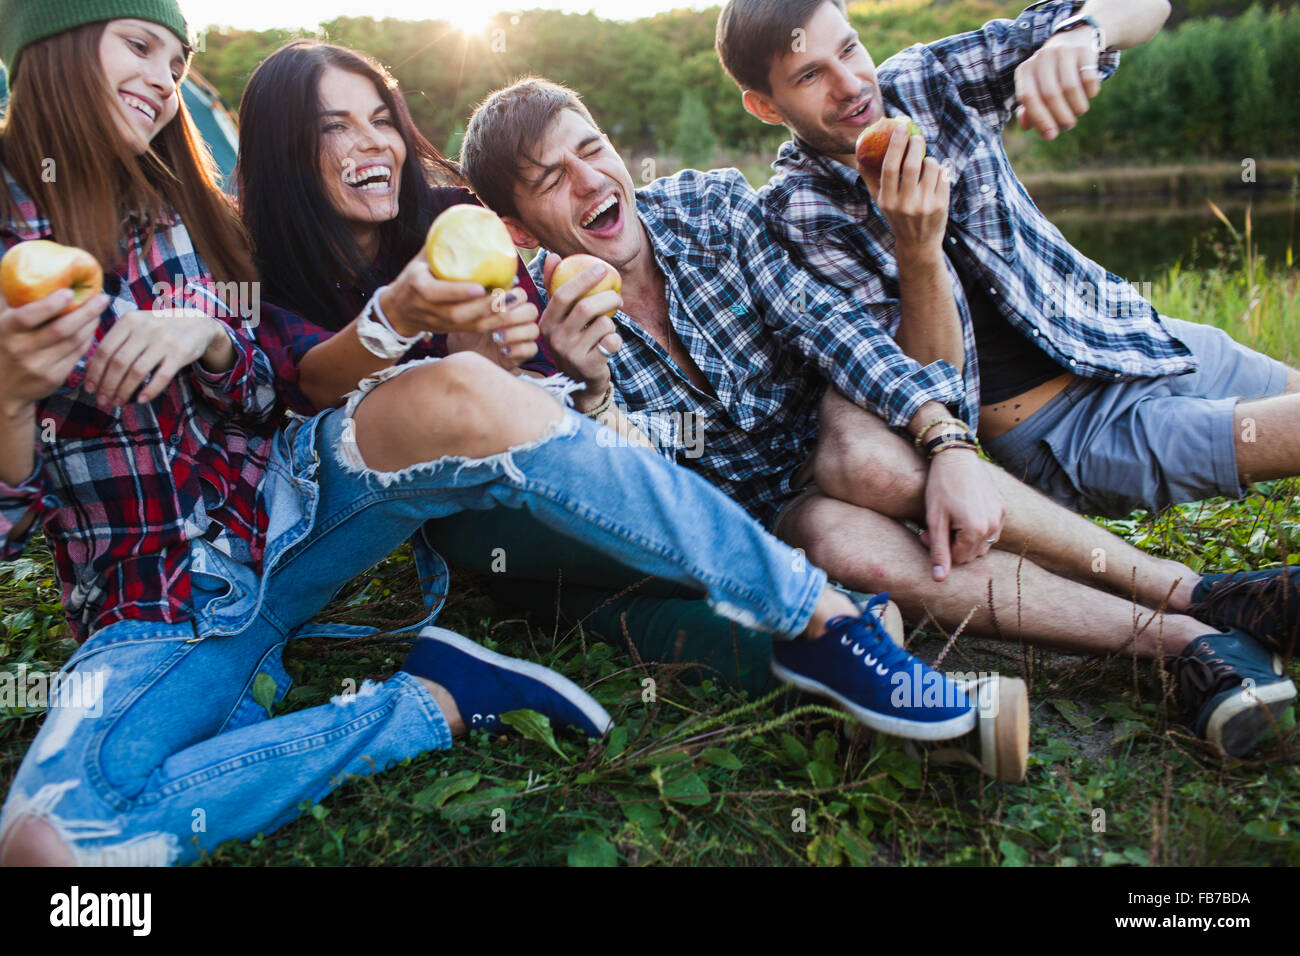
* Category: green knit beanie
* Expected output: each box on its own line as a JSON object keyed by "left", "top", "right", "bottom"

{"left": 0, "top": 0, "right": 190, "bottom": 81}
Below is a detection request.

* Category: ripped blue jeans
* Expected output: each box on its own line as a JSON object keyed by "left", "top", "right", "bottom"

{"left": 0, "top": 365, "right": 825, "bottom": 865}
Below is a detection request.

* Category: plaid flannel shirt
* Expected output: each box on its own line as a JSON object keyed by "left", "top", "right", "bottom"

{"left": 0, "top": 167, "right": 294, "bottom": 643}
{"left": 528, "top": 168, "right": 965, "bottom": 527}
{"left": 760, "top": 0, "right": 1197, "bottom": 429}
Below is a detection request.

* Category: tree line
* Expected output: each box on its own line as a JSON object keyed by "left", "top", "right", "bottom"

{"left": 193, "top": 1, "right": 1299, "bottom": 172}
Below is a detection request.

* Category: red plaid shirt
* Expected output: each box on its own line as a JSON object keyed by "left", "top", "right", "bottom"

{"left": 0, "top": 167, "right": 286, "bottom": 643}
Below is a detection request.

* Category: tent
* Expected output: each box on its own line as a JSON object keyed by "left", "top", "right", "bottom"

{"left": 0, "top": 63, "right": 240, "bottom": 192}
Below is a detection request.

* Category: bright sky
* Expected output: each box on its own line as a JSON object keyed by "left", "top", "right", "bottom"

{"left": 180, "top": 1, "right": 718, "bottom": 32}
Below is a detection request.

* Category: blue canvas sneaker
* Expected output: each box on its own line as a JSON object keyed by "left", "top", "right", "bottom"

{"left": 1172, "top": 629, "right": 1296, "bottom": 757}
{"left": 1189, "top": 568, "right": 1300, "bottom": 658}
{"left": 402, "top": 627, "right": 613, "bottom": 738}
{"left": 771, "top": 594, "right": 977, "bottom": 740}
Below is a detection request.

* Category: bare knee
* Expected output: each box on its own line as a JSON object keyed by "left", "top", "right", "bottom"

{"left": 814, "top": 425, "right": 925, "bottom": 511}
{"left": 0, "top": 816, "right": 75, "bottom": 867}
{"left": 353, "top": 355, "right": 561, "bottom": 469}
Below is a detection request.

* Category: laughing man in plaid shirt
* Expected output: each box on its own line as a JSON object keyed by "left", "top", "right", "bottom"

{"left": 461, "top": 70, "right": 1300, "bottom": 756}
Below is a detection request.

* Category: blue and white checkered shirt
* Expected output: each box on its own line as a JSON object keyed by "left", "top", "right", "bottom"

{"left": 528, "top": 168, "right": 967, "bottom": 526}
{"left": 760, "top": 0, "right": 1197, "bottom": 429}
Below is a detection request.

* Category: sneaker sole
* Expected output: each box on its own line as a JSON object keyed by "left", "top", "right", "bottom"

{"left": 924, "top": 675, "right": 1030, "bottom": 782}
{"left": 771, "top": 660, "right": 977, "bottom": 740}
{"left": 420, "top": 627, "right": 613, "bottom": 737}
{"left": 1205, "top": 677, "right": 1296, "bottom": 757}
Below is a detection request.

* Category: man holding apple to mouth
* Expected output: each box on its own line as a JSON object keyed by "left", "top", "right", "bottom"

{"left": 461, "top": 71, "right": 1298, "bottom": 757}
{"left": 724, "top": 0, "right": 1300, "bottom": 621}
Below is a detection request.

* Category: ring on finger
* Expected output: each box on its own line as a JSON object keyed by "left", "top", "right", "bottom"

{"left": 596, "top": 344, "right": 614, "bottom": 358}
{"left": 1079, "top": 65, "right": 1099, "bottom": 74}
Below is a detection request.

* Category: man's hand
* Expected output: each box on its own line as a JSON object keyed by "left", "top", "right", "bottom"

{"left": 922, "top": 448, "right": 1007, "bottom": 582}
{"left": 82, "top": 308, "right": 231, "bottom": 407}
{"left": 863, "top": 123, "right": 950, "bottom": 255}
{"left": 1014, "top": 27, "right": 1104, "bottom": 140}
{"left": 538, "top": 251, "right": 624, "bottom": 413}
{"left": 0, "top": 286, "right": 106, "bottom": 416}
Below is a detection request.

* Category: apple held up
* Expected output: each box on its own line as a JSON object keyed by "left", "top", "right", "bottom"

{"left": 424, "top": 204, "right": 519, "bottom": 290}
{"left": 0, "top": 239, "right": 103, "bottom": 313}
{"left": 855, "top": 114, "right": 924, "bottom": 180}
{"left": 546, "top": 253, "right": 622, "bottom": 317}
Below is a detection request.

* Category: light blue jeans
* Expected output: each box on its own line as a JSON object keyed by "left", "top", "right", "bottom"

{"left": 0, "top": 375, "right": 825, "bottom": 865}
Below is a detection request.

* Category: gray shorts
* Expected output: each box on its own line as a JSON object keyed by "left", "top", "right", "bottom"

{"left": 984, "top": 317, "right": 1291, "bottom": 518}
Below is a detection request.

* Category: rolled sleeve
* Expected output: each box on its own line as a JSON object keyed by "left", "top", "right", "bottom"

{"left": 925, "top": 0, "right": 1122, "bottom": 131}
{"left": 0, "top": 460, "right": 55, "bottom": 560}
{"left": 187, "top": 321, "right": 279, "bottom": 423}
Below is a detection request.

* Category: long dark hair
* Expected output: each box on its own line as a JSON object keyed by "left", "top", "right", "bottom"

{"left": 236, "top": 41, "right": 461, "bottom": 329}
{"left": 1, "top": 22, "right": 257, "bottom": 285}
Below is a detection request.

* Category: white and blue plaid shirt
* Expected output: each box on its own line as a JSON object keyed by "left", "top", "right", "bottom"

{"left": 760, "top": 0, "right": 1197, "bottom": 429}
{"left": 529, "top": 168, "right": 967, "bottom": 526}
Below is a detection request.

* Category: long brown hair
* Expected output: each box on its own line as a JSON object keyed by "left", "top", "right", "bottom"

{"left": 0, "top": 21, "right": 256, "bottom": 284}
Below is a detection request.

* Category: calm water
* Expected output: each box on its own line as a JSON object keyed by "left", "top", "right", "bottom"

{"left": 1040, "top": 192, "right": 1297, "bottom": 285}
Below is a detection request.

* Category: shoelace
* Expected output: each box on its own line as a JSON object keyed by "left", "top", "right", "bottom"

{"left": 826, "top": 593, "right": 911, "bottom": 677}
{"left": 1176, "top": 641, "right": 1239, "bottom": 700}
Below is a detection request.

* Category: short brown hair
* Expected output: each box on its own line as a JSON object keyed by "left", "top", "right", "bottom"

{"left": 460, "top": 77, "right": 600, "bottom": 220}
{"left": 716, "top": 0, "right": 846, "bottom": 95}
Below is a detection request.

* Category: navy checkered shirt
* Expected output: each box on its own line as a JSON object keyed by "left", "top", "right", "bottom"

{"left": 760, "top": 0, "right": 1197, "bottom": 430}
{"left": 529, "top": 168, "right": 966, "bottom": 527}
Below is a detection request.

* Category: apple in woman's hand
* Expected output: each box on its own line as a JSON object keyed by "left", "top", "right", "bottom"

{"left": 424, "top": 205, "right": 519, "bottom": 290}
{"left": 0, "top": 239, "right": 103, "bottom": 312}
{"left": 855, "top": 115, "right": 924, "bottom": 179}
{"left": 546, "top": 254, "right": 621, "bottom": 317}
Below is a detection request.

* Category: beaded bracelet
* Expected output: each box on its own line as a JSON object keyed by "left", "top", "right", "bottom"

{"left": 913, "top": 416, "right": 971, "bottom": 451}
{"left": 923, "top": 433, "right": 981, "bottom": 461}
{"left": 585, "top": 384, "right": 615, "bottom": 420}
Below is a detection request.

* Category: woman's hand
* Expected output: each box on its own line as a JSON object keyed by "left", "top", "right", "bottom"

{"left": 379, "top": 248, "right": 541, "bottom": 343}
{"left": 82, "top": 308, "right": 230, "bottom": 407}
{"left": 446, "top": 328, "right": 540, "bottom": 371}
{"left": 0, "top": 286, "right": 107, "bottom": 417}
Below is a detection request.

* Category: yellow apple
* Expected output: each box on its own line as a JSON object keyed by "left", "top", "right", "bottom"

{"left": 425, "top": 205, "right": 519, "bottom": 290}
{"left": 0, "top": 239, "right": 103, "bottom": 312}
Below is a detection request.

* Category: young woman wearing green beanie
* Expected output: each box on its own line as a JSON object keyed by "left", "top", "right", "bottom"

{"left": 0, "top": 0, "right": 914, "bottom": 865}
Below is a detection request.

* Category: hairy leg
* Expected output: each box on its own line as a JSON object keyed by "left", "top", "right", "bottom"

{"left": 780, "top": 493, "right": 1208, "bottom": 660}
{"left": 813, "top": 389, "right": 1200, "bottom": 611}
{"left": 1235, "top": 387, "right": 1300, "bottom": 483}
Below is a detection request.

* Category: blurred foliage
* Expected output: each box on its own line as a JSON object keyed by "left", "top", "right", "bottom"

{"left": 191, "top": 2, "right": 1299, "bottom": 178}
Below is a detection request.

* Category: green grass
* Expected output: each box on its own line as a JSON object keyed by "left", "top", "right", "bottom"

{"left": 3, "top": 241, "right": 1299, "bottom": 866}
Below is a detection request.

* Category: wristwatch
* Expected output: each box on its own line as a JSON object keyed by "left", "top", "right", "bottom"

{"left": 1053, "top": 13, "right": 1107, "bottom": 53}
{"left": 355, "top": 285, "right": 428, "bottom": 359}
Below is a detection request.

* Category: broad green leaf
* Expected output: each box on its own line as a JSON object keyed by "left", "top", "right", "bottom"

{"left": 413, "top": 771, "right": 481, "bottom": 810}
{"left": 812, "top": 730, "right": 838, "bottom": 764}
{"left": 567, "top": 831, "right": 618, "bottom": 867}
{"left": 806, "top": 834, "right": 843, "bottom": 866}
{"left": 699, "top": 747, "right": 742, "bottom": 771}
{"left": 440, "top": 786, "right": 516, "bottom": 822}
{"left": 807, "top": 759, "right": 836, "bottom": 789}
{"left": 659, "top": 769, "right": 710, "bottom": 806}
{"left": 252, "top": 672, "right": 277, "bottom": 718}
{"left": 876, "top": 750, "right": 923, "bottom": 790}
{"left": 781, "top": 732, "right": 808, "bottom": 766}
{"left": 618, "top": 799, "right": 663, "bottom": 830}
{"left": 837, "top": 828, "right": 874, "bottom": 866}
{"left": 1050, "top": 699, "right": 1094, "bottom": 732}
{"left": 604, "top": 724, "right": 627, "bottom": 759}
{"left": 1244, "top": 819, "right": 1291, "bottom": 843}
{"left": 999, "top": 839, "right": 1029, "bottom": 867}
{"left": 501, "top": 709, "right": 567, "bottom": 760}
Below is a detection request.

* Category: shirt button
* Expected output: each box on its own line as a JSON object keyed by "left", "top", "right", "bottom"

{"left": 1031, "top": 329, "right": 1040, "bottom": 337}
{"left": 988, "top": 288, "right": 998, "bottom": 296}
{"left": 169, "top": 434, "right": 182, "bottom": 447}
{"left": 1068, "top": 359, "right": 1078, "bottom": 367}
{"left": 947, "top": 236, "right": 957, "bottom": 244}
{"left": 1114, "top": 371, "right": 1122, "bottom": 379}
{"left": 980, "top": 184, "right": 991, "bottom": 194}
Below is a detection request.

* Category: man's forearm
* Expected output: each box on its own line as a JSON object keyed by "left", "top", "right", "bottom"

{"left": 1079, "top": 0, "right": 1170, "bottom": 50}
{"left": 894, "top": 246, "right": 964, "bottom": 375}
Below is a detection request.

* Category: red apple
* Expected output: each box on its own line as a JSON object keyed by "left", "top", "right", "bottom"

{"left": 547, "top": 254, "right": 622, "bottom": 317}
{"left": 855, "top": 115, "right": 924, "bottom": 180}
{"left": 0, "top": 239, "right": 103, "bottom": 312}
